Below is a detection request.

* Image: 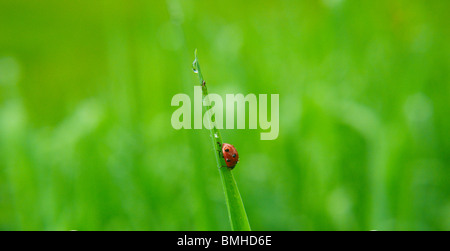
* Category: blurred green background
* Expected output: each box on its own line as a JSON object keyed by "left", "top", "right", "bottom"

{"left": 0, "top": 0, "right": 449, "bottom": 231}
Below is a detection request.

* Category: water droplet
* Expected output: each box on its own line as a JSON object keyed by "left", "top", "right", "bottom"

{"left": 192, "top": 58, "right": 198, "bottom": 73}
{"left": 214, "top": 133, "right": 218, "bottom": 138}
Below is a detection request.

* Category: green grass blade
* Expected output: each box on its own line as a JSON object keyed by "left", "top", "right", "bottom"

{"left": 192, "top": 49, "right": 251, "bottom": 231}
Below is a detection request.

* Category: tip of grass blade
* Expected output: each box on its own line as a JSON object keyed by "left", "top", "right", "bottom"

{"left": 192, "top": 49, "right": 202, "bottom": 80}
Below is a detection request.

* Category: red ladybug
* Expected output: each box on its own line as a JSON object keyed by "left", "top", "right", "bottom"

{"left": 222, "top": 143, "right": 239, "bottom": 169}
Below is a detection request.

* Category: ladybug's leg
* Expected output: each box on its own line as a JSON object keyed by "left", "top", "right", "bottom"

{"left": 220, "top": 163, "right": 230, "bottom": 168}
{"left": 217, "top": 142, "right": 228, "bottom": 168}
{"left": 217, "top": 142, "right": 223, "bottom": 157}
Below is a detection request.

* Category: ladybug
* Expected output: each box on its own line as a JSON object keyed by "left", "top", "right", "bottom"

{"left": 222, "top": 143, "right": 239, "bottom": 169}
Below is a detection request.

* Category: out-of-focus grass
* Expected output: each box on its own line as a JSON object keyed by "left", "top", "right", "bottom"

{"left": 0, "top": 0, "right": 449, "bottom": 230}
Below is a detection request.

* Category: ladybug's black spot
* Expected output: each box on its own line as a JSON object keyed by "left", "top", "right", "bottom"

{"left": 225, "top": 148, "right": 229, "bottom": 152}
{"left": 226, "top": 159, "right": 231, "bottom": 162}
{"left": 232, "top": 154, "right": 236, "bottom": 158}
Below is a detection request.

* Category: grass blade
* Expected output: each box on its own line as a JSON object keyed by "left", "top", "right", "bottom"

{"left": 192, "top": 49, "right": 251, "bottom": 231}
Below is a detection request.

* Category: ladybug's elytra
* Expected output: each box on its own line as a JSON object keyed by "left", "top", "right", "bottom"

{"left": 222, "top": 143, "right": 239, "bottom": 169}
